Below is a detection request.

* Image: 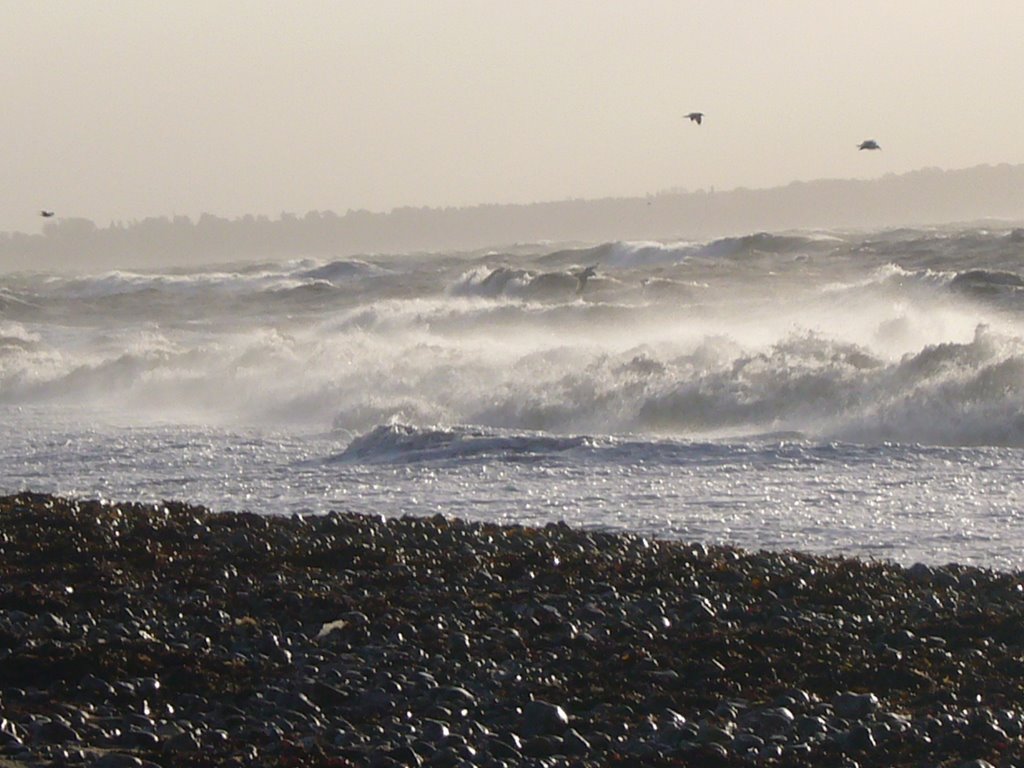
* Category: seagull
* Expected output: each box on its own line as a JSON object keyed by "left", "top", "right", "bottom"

{"left": 40, "top": 210, "right": 55, "bottom": 217}
{"left": 576, "top": 265, "right": 597, "bottom": 294}
{"left": 858, "top": 140, "right": 881, "bottom": 151}
{"left": 684, "top": 112, "right": 704, "bottom": 125}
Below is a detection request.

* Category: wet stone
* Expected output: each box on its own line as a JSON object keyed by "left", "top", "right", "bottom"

{"left": 759, "top": 743, "right": 784, "bottom": 760}
{"left": 164, "top": 731, "right": 200, "bottom": 754}
{"left": 92, "top": 754, "right": 145, "bottom": 768}
{"left": 561, "top": 728, "right": 590, "bottom": 756}
{"left": 732, "top": 733, "right": 765, "bottom": 753}
{"left": 907, "top": 563, "right": 933, "bottom": 583}
{"left": 33, "top": 720, "right": 80, "bottom": 744}
{"left": 703, "top": 742, "right": 730, "bottom": 759}
{"left": 426, "top": 746, "right": 461, "bottom": 768}
{"left": 487, "top": 737, "right": 523, "bottom": 760}
{"left": 697, "top": 723, "right": 734, "bottom": 745}
{"left": 834, "top": 692, "right": 880, "bottom": 720}
{"left": 388, "top": 745, "right": 423, "bottom": 766}
{"left": 521, "top": 701, "right": 569, "bottom": 737}
{"left": 522, "top": 735, "right": 562, "bottom": 758}
{"left": 843, "top": 724, "right": 877, "bottom": 752}
{"left": 744, "top": 706, "right": 795, "bottom": 737}
{"left": 4, "top": 493, "right": 1024, "bottom": 767}
{"left": 421, "top": 720, "right": 450, "bottom": 743}
{"left": 120, "top": 728, "right": 161, "bottom": 749}
{"left": 435, "top": 686, "right": 476, "bottom": 706}
{"left": 796, "top": 715, "right": 830, "bottom": 740}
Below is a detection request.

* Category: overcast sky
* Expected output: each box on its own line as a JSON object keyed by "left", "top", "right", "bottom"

{"left": 3, "top": 1, "right": 1022, "bottom": 233}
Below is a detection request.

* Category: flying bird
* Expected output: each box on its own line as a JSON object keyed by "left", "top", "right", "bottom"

{"left": 40, "top": 210, "right": 55, "bottom": 217}
{"left": 685, "top": 112, "right": 704, "bottom": 125}
{"left": 576, "top": 265, "right": 598, "bottom": 294}
{"left": 858, "top": 140, "right": 881, "bottom": 151}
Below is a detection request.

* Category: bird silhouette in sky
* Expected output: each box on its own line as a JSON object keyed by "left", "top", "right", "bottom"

{"left": 684, "top": 112, "right": 704, "bottom": 125}
{"left": 858, "top": 140, "right": 881, "bottom": 151}
{"left": 40, "top": 210, "right": 55, "bottom": 217}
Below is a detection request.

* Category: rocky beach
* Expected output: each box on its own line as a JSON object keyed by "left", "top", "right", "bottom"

{"left": 0, "top": 492, "right": 1023, "bottom": 768}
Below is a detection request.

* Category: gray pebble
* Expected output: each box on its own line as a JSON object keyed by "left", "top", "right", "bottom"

{"left": 521, "top": 700, "right": 569, "bottom": 737}
{"left": 834, "top": 692, "right": 880, "bottom": 720}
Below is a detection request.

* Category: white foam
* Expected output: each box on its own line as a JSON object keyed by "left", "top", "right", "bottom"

{"left": 6, "top": 226, "right": 1024, "bottom": 569}
{"left": 1, "top": 227, "right": 1022, "bottom": 446}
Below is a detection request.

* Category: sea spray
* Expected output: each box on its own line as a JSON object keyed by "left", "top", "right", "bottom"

{"left": 3, "top": 225, "right": 1024, "bottom": 567}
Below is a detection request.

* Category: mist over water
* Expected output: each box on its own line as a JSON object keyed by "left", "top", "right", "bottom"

{"left": 3, "top": 224, "right": 1024, "bottom": 568}
{"left": 4, "top": 225, "right": 1023, "bottom": 443}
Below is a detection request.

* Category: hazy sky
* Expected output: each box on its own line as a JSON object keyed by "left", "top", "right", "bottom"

{"left": 3, "top": 1, "right": 1022, "bottom": 233}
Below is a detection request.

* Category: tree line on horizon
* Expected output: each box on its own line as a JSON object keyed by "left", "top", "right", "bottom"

{"left": 2, "top": 164, "right": 1022, "bottom": 271}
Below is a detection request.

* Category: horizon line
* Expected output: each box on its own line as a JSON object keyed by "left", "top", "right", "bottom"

{"left": 7, "top": 161, "right": 1022, "bottom": 236}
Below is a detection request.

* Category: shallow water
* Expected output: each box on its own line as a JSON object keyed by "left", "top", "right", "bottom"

{"left": 3, "top": 225, "right": 1024, "bottom": 568}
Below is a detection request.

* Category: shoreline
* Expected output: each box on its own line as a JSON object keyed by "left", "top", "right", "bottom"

{"left": 1, "top": 492, "right": 1022, "bottom": 767}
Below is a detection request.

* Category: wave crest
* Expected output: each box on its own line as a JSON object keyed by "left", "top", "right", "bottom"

{"left": 335, "top": 423, "right": 594, "bottom": 463}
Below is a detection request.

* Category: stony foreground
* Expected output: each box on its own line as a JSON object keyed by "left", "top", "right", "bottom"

{"left": 1, "top": 494, "right": 1023, "bottom": 767}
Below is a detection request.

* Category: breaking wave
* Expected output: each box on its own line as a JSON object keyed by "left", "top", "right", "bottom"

{"left": 334, "top": 423, "right": 595, "bottom": 464}
{"left": 451, "top": 266, "right": 599, "bottom": 300}
{"left": 4, "top": 225, "right": 1024, "bottom": 446}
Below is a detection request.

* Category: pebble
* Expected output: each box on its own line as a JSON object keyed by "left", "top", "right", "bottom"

{"left": 1, "top": 491, "right": 1023, "bottom": 767}
{"left": 834, "top": 692, "right": 880, "bottom": 720}
{"left": 522, "top": 701, "right": 570, "bottom": 737}
{"left": 92, "top": 754, "right": 144, "bottom": 768}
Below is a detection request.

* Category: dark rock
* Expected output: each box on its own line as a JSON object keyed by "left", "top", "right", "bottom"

{"left": 434, "top": 686, "right": 476, "bottom": 706}
{"left": 522, "top": 735, "right": 562, "bottom": 758}
{"left": 521, "top": 700, "right": 569, "bottom": 736}
{"left": 487, "top": 737, "right": 523, "bottom": 760}
{"left": 120, "top": 728, "right": 161, "bottom": 749}
{"left": 388, "top": 745, "right": 423, "bottom": 766}
{"left": 421, "top": 720, "right": 450, "bottom": 743}
{"left": 843, "top": 724, "right": 877, "bottom": 752}
{"left": 796, "top": 715, "right": 830, "bottom": 740}
{"left": 92, "top": 754, "right": 144, "bottom": 768}
{"left": 427, "top": 746, "right": 461, "bottom": 768}
{"left": 697, "top": 723, "right": 733, "bottom": 745}
{"left": 834, "top": 692, "right": 880, "bottom": 720}
{"left": 732, "top": 733, "right": 765, "bottom": 753}
{"left": 33, "top": 720, "right": 80, "bottom": 744}
{"left": 561, "top": 728, "right": 590, "bottom": 756}
{"left": 3, "top": 493, "right": 1024, "bottom": 768}
{"left": 163, "top": 731, "right": 200, "bottom": 754}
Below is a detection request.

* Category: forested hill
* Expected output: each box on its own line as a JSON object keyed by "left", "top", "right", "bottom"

{"left": 3, "top": 164, "right": 1023, "bottom": 270}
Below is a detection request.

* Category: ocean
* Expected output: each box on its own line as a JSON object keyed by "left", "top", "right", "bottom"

{"left": 2, "top": 224, "right": 1024, "bottom": 569}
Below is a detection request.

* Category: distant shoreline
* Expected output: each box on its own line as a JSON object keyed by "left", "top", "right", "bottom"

{"left": 3, "top": 164, "right": 1023, "bottom": 272}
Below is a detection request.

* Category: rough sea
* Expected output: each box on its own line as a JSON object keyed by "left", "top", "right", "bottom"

{"left": 3, "top": 224, "right": 1024, "bottom": 569}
